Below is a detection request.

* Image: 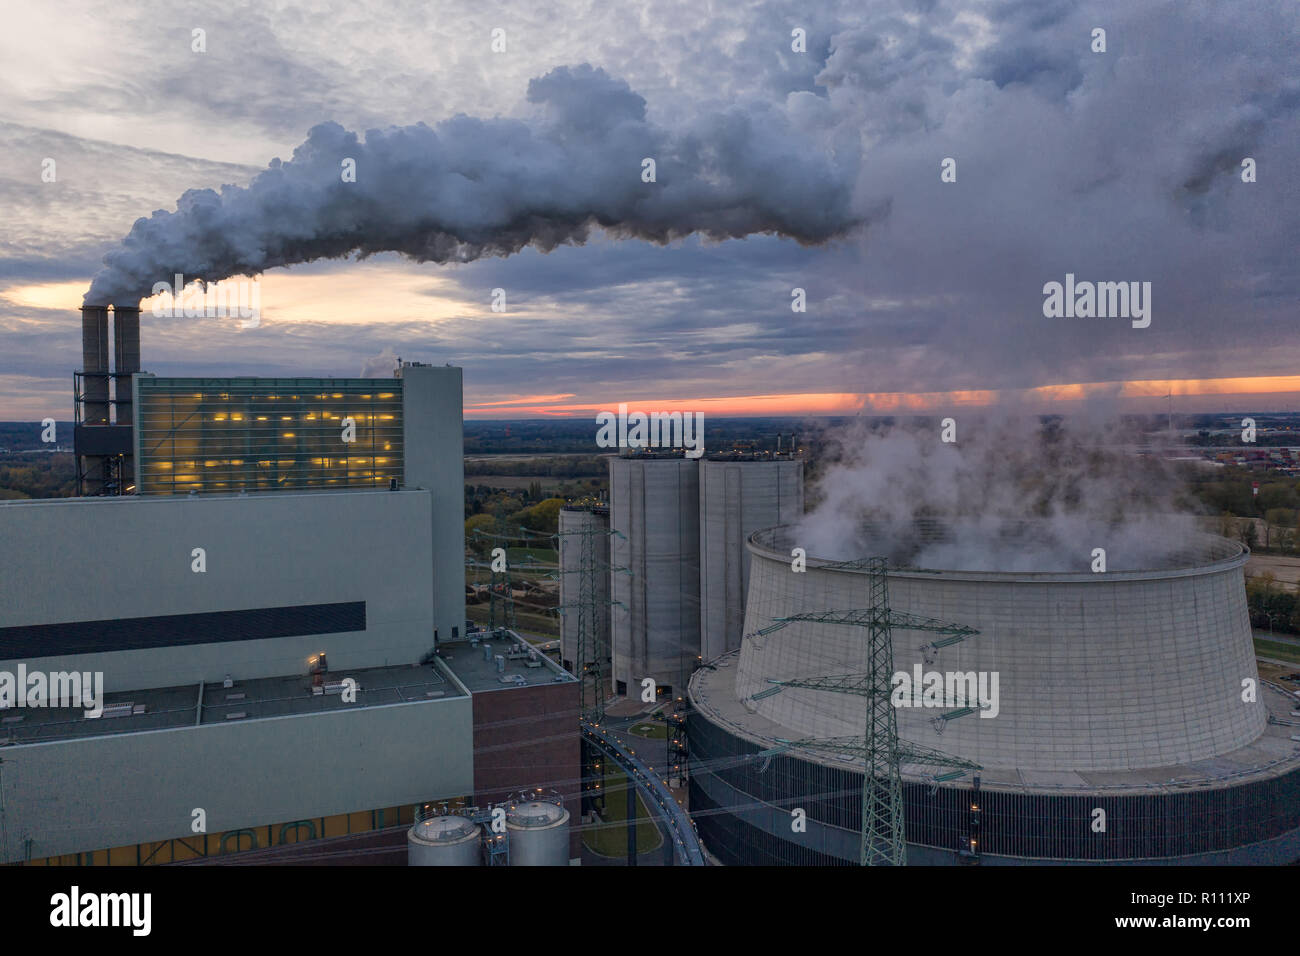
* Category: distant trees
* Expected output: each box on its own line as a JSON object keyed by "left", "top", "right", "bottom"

{"left": 1246, "top": 572, "right": 1300, "bottom": 635}
{"left": 512, "top": 497, "right": 565, "bottom": 534}
{"left": 0, "top": 453, "right": 76, "bottom": 498}
{"left": 463, "top": 456, "right": 608, "bottom": 479}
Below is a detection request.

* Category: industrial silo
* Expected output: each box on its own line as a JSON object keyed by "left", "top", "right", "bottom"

{"left": 698, "top": 455, "right": 803, "bottom": 662}
{"left": 558, "top": 504, "right": 611, "bottom": 677}
{"left": 407, "top": 813, "right": 482, "bottom": 866}
{"left": 609, "top": 454, "right": 700, "bottom": 699}
{"left": 506, "top": 800, "right": 570, "bottom": 866}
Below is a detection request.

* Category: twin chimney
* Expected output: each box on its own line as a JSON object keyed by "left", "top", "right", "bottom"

{"left": 76, "top": 303, "right": 141, "bottom": 494}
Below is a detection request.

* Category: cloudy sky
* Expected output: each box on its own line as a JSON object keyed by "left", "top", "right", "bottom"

{"left": 1, "top": 0, "right": 1296, "bottom": 420}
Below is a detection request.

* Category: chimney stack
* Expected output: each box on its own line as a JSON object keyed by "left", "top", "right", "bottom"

{"left": 112, "top": 304, "right": 141, "bottom": 426}
{"left": 80, "top": 306, "right": 110, "bottom": 425}
{"left": 75, "top": 302, "right": 139, "bottom": 496}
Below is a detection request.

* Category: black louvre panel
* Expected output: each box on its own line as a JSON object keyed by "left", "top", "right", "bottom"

{"left": 0, "top": 602, "right": 366, "bottom": 659}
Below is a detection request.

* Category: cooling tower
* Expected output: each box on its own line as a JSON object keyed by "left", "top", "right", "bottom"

{"left": 687, "top": 522, "right": 1300, "bottom": 864}
{"left": 698, "top": 456, "right": 803, "bottom": 662}
{"left": 609, "top": 455, "right": 699, "bottom": 697}
{"left": 736, "top": 525, "right": 1264, "bottom": 771}
{"left": 558, "top": 505, "right": 611, "bottom": 678}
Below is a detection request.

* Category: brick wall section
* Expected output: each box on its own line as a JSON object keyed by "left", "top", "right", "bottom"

{"left": 472, "top": 680, "right": 581, "bottom": 860}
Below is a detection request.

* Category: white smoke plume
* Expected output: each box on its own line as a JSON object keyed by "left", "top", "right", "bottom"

{"left": 794, "top": 414, "right": 1203, "bottom": 573}
{"left": 358, "top": 347, "right": 399, "bottom": 378}
{"left": 85, "top": 64, "right": 863, "bottom": 305}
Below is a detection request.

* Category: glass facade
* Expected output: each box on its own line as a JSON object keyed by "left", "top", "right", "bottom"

{"left": 135, "top": 377, "right": 403, "bottom": 495}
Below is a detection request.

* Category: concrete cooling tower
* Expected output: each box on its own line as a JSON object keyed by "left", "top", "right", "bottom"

{"left": 688, "top": 522, "right": 1300, "bottom": 865}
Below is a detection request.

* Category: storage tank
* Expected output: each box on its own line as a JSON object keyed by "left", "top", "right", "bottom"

{"left": 698, "top": 456, "right": 803, "bottom": 661}
{"left": 506, "top": 800, "right": 570, "bottom": 866}
{"left": 609, "top": 455, "right": 700, "bottom": 698}
{"left": 558, "top": 505, "right": 611, "bottom": 677}
{"left": 407, "top": 813, "right": 481, "bottom": 866}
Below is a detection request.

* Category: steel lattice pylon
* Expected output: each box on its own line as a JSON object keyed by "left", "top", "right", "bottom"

{"left": 553, "top": 512, "right": 625, "bottom": 723}
{"left": 469, "top": 524, "right": 563, "bottom": 634}
{"left": 756, "top": 557, "right": 982, "bottom": 866}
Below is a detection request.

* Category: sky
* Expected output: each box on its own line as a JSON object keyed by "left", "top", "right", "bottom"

{"left": 0, "top": 0, "right": 1296, "bottom": 420}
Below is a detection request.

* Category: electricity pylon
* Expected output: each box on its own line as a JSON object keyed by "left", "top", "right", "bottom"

{"left": 754, "top": 557, "right": 982, "bottom": 866}
{"left": 469, "top": 524, "right": 558, "bottom": 633}
{"left": 553, "top": 509, "right": 625, "bottom": 723}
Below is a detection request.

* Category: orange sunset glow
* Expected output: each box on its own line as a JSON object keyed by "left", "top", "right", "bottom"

{"left": 464, "top": 375, "right": 1300, "bottom": 418}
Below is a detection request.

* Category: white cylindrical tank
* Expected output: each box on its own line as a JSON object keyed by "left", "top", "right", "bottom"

{"left": 699, "top": 457, "right": 803, "bottom": 662}
{"left": 407, "top": 814, "right": 481, "bottom": 866}
{"left": 609, "top": 455, "right": 700, "bottom": 698}
{"left": 558, "top": 505, "right": 611, "bottom": 677}
{"left": 506, "top": 801, "right": 570, "bottom": 866}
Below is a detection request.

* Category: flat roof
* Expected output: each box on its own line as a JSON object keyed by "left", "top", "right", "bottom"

{"left": 438, "top": 629, "right": 576, "bottom": 693}
{"left": 0, "top": 662, "right": 463, "bottom": 746}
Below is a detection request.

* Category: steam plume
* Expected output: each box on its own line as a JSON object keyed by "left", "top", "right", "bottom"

{"left": 86, "top": 64, "right": 862, "bottom": 305}
{"left": 794, "top": 415, "right": 1203, "bottom": 573}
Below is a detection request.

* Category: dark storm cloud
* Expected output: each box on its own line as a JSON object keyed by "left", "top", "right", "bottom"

{"left": 811, "top": 0, "right": 1299, "bottom": 395}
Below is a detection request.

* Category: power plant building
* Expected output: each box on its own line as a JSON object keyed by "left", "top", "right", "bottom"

{"left": 0, "top": 315, "right": 579, "bottom": 866}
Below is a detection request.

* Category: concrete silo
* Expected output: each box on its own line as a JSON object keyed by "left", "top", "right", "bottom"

{"left": 698, "top": 455, "right": 803, "bottom": 662}
{"left": 506, "top": 800, "right": 570, "bottom": 866}
{"left": 558, "top": 504, "right": 611, "bottom": 678}
{"left": 407, "top": 813, "right": 482, "bottom": 866}
{"left": 609, "top": 454, "right": 699, "bottom": 699}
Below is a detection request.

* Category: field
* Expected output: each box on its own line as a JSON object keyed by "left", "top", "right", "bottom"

{"left": 1246, "top": 553, "right": 1300, "bottom": 591}
{"left": 627, "top": 720, "right": 669, "bottom": 740}
{"left": 1255, "top": 639, "right": 1300, "bottom": 664}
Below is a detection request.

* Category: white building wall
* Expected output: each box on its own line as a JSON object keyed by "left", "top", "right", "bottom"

{"left": 400, "top": 364, "right": 466, "bottom": 646}
{"left": 0, "top": 489, "right": 435, "bottom": 691}
{"left": 0, "top": 693, "right": 473, "bottom": 863}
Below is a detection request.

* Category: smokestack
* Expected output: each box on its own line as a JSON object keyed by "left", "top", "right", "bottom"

{"left": 80, "top": 306, "right": 110, "bottom": 425}
{"left": 112, "top": 305, "right": 141, "bottom": 426}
